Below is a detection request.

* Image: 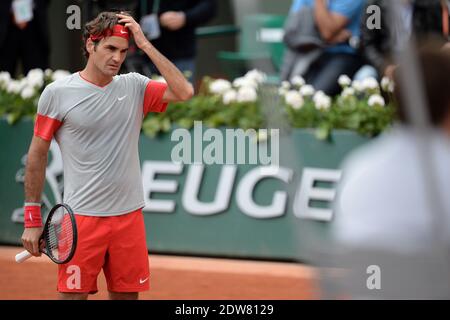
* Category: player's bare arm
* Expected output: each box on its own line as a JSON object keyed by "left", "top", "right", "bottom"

{"left": 21, "top": 136, "right": 51, "bottom": 257}
{"left": 314, "top": 0, "right": 350, "bottom": 42}
{"left": 117, "top": 13, "right": 194, "bottom": 103}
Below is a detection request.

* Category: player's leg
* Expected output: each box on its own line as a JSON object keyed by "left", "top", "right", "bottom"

{"left": 108, "top": 292, "right": 139, "bottom": 300}
{"left": 103, "top": 209, "right": 150, "bottom": 300}
{"left": 58, "top": 292, "right": 89, "bottom": 300}
{"left": 57, "top": 215, "right": 109, "bottom": 297}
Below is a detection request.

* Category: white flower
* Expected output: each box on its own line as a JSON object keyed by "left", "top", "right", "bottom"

{"left": 7, "top": 80, "right": 23, "bottom": 94}
{"left": 222, "top": 89, "right": 237, "bottom": 105}
{"left": 362, "top": 77, "right": 379, "bottom": 91}
{"left": 256, "top": 130, "right": 268, "bottom": 142}
{"left": 313, "top": 90, "right": 323, "bottom": 100}
{"left": 299, "top": 84, "right": 315, "bottom": 97}
{"left": 351, "top": 79, "right": 364, "bottom": 92}
{"left": 237, "top": 86, "right": 258, "bottom": 102}
{"left": 251, "top": 130, "right": 269, "bottom": 144}
{"left": 381, "top": 76, "right": 395, "bottom": 93}
{"left": 313, "top": 91, "right": 331, "bottom": 110}
{"left": 291, "top": 75, "right": 305, "bottom": 87}
{"left": 368, "top": 94, "right": 385, "bottom": 107}
{"left": 341, "top": 87, "right": 355, "bottom": 98}
{"left": 52, "top": 70, "right": 71, "bottom": 81}
{"left": 44, "top": 68, "right": 53, "bottom": 77}
{"left": 233, "top": 76, "right": 258, "bottom": 89}
{"left": 209, "top": 79, "right": 232, "bottom": 95}
{"left": 316, "top": 96, "right": 331, "bottom": 110}
{"left": 26, "top": 68, "right": 44, "bottom": 88}
{"left": 285, "top": 90, "right": 304, "bottom": 109}
{"left": 388, "top": 82, "right": 394, "bottom": 92}
{"left": 338, "top": 74, "right": 352, "bottom": 87}
{"left": 21, "top": 86, "right": 35, "bottom": 99}
{"left": 27, "top": 68, "right": 44, "bottom": 78}
{"left": 380, "top": 77, "right": 390, "bottom": 90}
{"left": 244, "top": 69, "right": 266, "bottom": 84}
{"left": 0, "top": 71, "right": 11, "bottom": 87}
{"left": 281, "top": 81, "right": 291, "bottom": 90}
{"left": 153, "top": 76, "right": 167, "bottom": 83}
{"left": 278, "top": 87, "right": 288, "bottom": 96}
{"left": 19, "top": 78, "right": 28, "bottom": 90}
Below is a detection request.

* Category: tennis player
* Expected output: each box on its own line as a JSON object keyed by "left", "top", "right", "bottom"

{"left": 20, "top": 11, "right": 193, "bottom": 300}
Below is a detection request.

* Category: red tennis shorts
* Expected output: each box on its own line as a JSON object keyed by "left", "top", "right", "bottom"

{"left": 57, "top": 208, "right": 150, "bottom": 294}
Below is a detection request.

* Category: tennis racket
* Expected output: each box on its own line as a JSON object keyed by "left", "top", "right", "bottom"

{"left": 15, "top": 203, "right": 78, "bottom": 264}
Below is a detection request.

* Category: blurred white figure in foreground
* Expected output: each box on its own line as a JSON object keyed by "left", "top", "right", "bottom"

{"left": 329, "top": 46, "right": 450, "bottom": 299}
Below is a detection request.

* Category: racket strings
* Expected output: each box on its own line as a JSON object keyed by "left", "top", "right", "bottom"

{"left": 44, "top": 210, "right": 74, "bottom": 262}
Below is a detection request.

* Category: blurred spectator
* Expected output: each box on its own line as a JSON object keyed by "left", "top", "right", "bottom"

{"left": 135, "top": 0, "right": 217, "bottom": 82}
{"left": 0, "top": 0, "right": 50, "bottom": 76}
{"left": 355, "top": 0, "right": 448, "bottom": 80}
{"left": 83, "top": 0, "right": 139, "bottom": 20}
{"left": 281, "top": 0, "right": 365, "bottom": 96}
{"left": 332, "top": 45, "right": 450, "bottom": 298}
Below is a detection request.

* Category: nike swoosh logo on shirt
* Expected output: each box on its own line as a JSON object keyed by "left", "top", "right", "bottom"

{"left": 139, "top": 277, "right": 149, "bottom": 284}
{"left": 118, "top": 95, "right": 127, "bottom": 101}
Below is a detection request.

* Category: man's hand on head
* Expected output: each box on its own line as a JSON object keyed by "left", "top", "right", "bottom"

{"left": 117, "top": 13, "right": 150, "bottom": 50}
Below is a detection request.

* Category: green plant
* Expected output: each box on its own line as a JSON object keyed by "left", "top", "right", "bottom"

{"left": 0, "top": 69, "right": 70, "bottom": 124}
{"left": 0, "top": 69, "right": 396, "bottom": 140}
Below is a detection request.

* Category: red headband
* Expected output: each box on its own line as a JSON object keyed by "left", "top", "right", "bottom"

{"left": 90, "top": 24, "right": 130, "bottom": 41}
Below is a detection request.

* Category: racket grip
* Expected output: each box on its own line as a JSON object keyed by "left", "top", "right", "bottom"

{"left": 15, "top": 250, "right": 33, "bottom": 263}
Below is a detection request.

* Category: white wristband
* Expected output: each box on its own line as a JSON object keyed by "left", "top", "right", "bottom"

{"left": 24, "top": 202, "right": 41, "bottom": 207}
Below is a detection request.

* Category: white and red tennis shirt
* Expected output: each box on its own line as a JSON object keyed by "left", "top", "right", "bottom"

{"left": 34, "top": 72, "right": 167, "bottom": 216}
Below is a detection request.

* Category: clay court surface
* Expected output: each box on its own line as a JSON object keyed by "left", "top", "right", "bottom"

{"left": 0, "top": 246, "right": 319, "bottom": 300}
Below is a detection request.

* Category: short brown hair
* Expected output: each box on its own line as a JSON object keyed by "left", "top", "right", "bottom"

{"left": 394, "top": 44, "right": 450, "bottom": 126}
{"left": 82, "top": 11, "right": 131, "bottom": 59}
